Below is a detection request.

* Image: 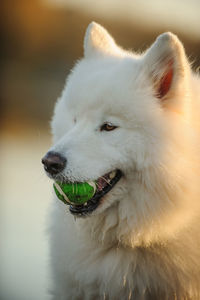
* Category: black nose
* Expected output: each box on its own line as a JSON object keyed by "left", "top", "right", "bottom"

{"left": 42, "top": 151, "right": 66, "bottom": 175}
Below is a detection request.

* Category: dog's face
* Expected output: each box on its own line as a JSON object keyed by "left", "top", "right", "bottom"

{"left": 42, "top": 23, "right": 189, "bottom": 217}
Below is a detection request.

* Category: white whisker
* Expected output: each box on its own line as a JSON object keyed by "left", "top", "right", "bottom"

{"left": 96, "top": 182, "right": 103, "bottom": 190}
{"left": 100, "top": 176, "right": 112, "bottom": 186}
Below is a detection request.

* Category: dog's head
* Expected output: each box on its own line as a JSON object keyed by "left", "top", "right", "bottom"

{"left": 42, "top": 23, "right": 190, "bottom": 222}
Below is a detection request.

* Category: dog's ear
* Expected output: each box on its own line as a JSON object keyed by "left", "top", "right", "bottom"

{"left": 84, "top": 22, "right": 119, "bottom": 58}
{"left": 144, "top": 32, "right": 190, "bottom": 101}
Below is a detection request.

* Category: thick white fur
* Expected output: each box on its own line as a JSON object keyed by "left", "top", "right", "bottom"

{"left": 48, "top": 22, "right": 200, "bottom": 299}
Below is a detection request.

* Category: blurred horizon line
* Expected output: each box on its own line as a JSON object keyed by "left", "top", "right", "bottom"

{"left": 43, "top": 0, "right": 200, "bottom": 41}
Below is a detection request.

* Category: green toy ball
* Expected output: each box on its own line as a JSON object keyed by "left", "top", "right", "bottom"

{"left": 53, "top": 181, "right": 97, "bottom": 205}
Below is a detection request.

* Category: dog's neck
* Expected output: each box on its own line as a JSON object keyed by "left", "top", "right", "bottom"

{"left": 76, "top": 164, "right": 200, "bottom": 249}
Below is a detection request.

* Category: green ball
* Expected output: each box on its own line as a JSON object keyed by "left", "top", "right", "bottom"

{"left": 53, "top": 181, "right": 97, "bottom": 205}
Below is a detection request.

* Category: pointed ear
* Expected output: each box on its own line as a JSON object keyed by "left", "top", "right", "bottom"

{"left": 144, "top": 32, "right": 190, "bottom": 101}
{"left": 84, "top": 22, "right": 118, "bottom": 58}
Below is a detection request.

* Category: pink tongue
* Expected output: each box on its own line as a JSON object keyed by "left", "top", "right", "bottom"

{"left": 97, "top": 175, "right": 110, "bottom": 191}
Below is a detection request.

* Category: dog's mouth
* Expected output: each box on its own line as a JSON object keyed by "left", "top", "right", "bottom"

{"left": 55, "top": 170, "right": 122, "bottom": 216}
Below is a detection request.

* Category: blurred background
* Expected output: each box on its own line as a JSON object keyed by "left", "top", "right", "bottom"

{"left": 1, "top": 0, "right": 200, "bottom": 299}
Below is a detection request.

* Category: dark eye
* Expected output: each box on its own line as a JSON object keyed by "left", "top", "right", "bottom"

{"left": 100, "top": 123, "right": 118, "bottom": 132}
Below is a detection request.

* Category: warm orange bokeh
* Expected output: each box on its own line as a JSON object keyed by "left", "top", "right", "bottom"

{"left": 1, "top": 1, "right": 200, "bottom": 299}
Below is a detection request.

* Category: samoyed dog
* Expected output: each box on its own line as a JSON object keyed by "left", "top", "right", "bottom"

{"left": 42, "top": 23, "right": 200, "bottom": 299}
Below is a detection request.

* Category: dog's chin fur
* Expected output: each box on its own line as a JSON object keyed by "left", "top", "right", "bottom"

{"left": 47, "top": 23, "right": 200, "bottom": 299}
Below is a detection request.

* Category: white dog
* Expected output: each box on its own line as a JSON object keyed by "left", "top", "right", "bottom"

{"left": 42, "top": 23, "right": 200, "bottom": 299}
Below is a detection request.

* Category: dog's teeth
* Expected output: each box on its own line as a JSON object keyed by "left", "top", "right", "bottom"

{"left": 109, "top": 171, "right": 116, "bottom": 179}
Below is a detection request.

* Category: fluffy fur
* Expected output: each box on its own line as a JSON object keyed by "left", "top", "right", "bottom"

{"left": 46, "top": 23, "right": 200, "bottom": 299}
